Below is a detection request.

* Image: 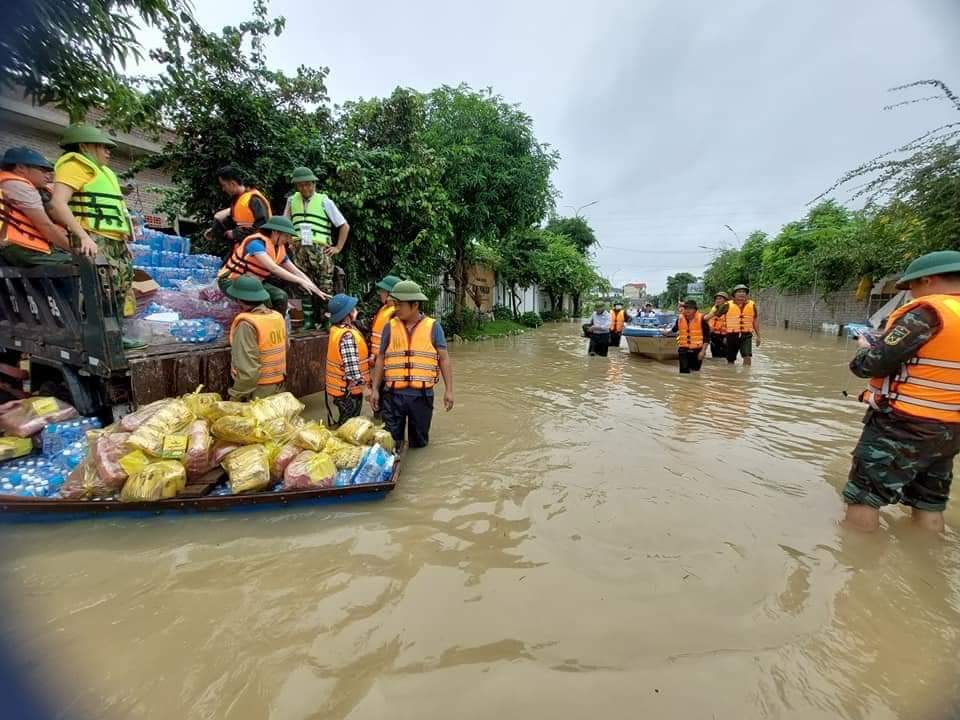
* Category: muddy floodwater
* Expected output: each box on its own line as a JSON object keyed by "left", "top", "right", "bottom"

{"left": 2, "top": 324, "right": 959, "bottom": 719}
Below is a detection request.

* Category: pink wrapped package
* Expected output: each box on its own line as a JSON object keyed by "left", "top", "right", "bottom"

{"left": 0, "top": 397, "right": 78, "bottom": 438}
{"left": 138, "top": 289, "right": 243, "bottom": 327}
{"left": 183, "top": 420, "right": 212, "bottom": 477}
{"left": 270, "top": 443, "right": 301, "bottom": 482}
{"left": 282, "top": 450, "right": 336, "bottom": 490}
{"left": 119, "top": 399, "right": 169, "bottom": 432}
{"left": 93, "top": 431, "right": 132, "bottom": 490}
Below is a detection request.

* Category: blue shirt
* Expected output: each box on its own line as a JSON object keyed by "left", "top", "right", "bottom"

{"left": 379, "top": 315, "right": 446, "bottom": 396}
{"left": 245, "top": 239, "right": 294, "bottom": 269}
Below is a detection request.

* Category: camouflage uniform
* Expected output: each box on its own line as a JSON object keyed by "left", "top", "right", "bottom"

{"left": 289, "top": 242, "right": 335, "bottom": 296}
{"left": 844, "top": 305, "right": 960, "bottom": 511}
{"left": 93, "top": 234, "right": 134, "bottom": 315}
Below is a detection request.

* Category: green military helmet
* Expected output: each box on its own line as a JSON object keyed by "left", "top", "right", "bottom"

{"left": 290, "top": 166, "right": 319, "bottom": 183}
{"left": 896, "top": 250, "right": 960, "bottom": 289}
{"left": 376, "top": 274, "right": 403, "bottom": 292}
{"left": 260, "top": 216, "right": 297, "bottom": 235}
{"left": 390, "top": 280, "right": 429, "bottom": 302}
{"left": 59, "top": 123, "right": 117, "bottom": 149}
{"left": 731, "top": 284, "right": 750, "bottom": 293}
{"left": 225, "top": 275, "right": 270, "bottom": 303}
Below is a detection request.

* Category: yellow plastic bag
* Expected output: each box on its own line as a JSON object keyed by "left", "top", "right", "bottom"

{"left": 209, "top": 401, "right": 251, "bottom": 421}
{"left": 0, "top": 436, "right": 33, "bottom": 461}
{"left": 221, "top": 444, "right": 271, "bottom": 494}
{"left": 211, "top": 415, "right": 265, "bottom": 444}
{"left": 182, "top": 387, "right": 223, "bottom": 421}
{"left": 249, "top": 392, "right": 304, "bottom": 423}
{"left": 372, "top": 429, "right": 396, "bottom": 453}
{"left": 120, "top": 460, "right": 186, "bottom": 502}
{"left": 282, "top": 450, "right": 337, "bottom": 489}
{"left": 118, "top": 449, "right": 151, "bottom": 478}
{"left": 128, "top": 399, "right": 194, "bottom": 456}
{"left": 294, "top": 421, "right": 332, "bottom": 452}
{"left": 262, "top": 417, "right": 297, "bottom": 445}
{"left": 336, "top": 417, "right": 377, "bottom": 446}
{"left": 323, "top": 436, "right": 365, "bottom": 469}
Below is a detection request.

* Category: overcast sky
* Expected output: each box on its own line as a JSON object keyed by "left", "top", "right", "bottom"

{"left": 180, "top": 0, "right": 959, "bottom": 292}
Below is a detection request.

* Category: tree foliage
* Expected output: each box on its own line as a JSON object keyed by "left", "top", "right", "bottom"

{"left": 2, "top": 0, "right": 190, "bottom": 124}
{"left": 657, "top": 272, "right": 697, "bottom": 309}
{"left": 545, "top": 216, "right": 597, "bottom": 254}
{"left": 533, "top": 233, "right": 598, "bottom": 312}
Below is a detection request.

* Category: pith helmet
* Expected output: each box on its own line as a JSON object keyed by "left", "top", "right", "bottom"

{"left": 59, "top": 123, "right": 117, "bottom": 149}
{"left": 896, "top": 251, "right": 960, "bottom": 289}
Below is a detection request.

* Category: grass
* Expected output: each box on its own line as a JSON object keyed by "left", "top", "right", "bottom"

{"left": 460, "top": 319, "right": 528, "bottom": 341}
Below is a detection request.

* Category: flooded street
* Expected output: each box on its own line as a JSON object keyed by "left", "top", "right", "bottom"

{"left": 2, "top": 323, "right": 959, "bottom": 719}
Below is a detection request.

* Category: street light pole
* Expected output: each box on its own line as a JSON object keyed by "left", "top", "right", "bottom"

{"left": 564, "top": 200, "right": 599, "bottom": 218}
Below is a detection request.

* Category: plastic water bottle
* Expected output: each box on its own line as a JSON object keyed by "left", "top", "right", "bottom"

{"left": 170, "top": 318, "right": 222, "bottom": 344}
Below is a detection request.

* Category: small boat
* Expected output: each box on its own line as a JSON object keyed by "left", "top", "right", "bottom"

{"left": 624, "top": 313, "right": 679, "bottom": 361}
{"left": 0, "top": 453, "right": 401, "bottom": 519}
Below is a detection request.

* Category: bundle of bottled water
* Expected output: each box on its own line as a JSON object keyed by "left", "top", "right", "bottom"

{"left": 0, "top": 456, "right": 70, "bottom": 497}
{"left": 169, "top": 318, "right": 223, "bottom": 344}
{"left": 131, "top": 228, "right": 222, "bottom": 289}
{"left": 41, "top": 417, "right": 102, "bottom": 457}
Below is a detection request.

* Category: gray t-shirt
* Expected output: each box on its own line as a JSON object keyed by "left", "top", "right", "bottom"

{"left": 590, "top": 311, "right": 611, "bottom": 331}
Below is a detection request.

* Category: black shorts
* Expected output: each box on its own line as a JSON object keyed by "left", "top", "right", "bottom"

{"left": 725, "top": 333, "right": 752, "bottom": 362}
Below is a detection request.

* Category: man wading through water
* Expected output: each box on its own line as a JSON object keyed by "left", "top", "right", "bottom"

{"left": 844, "top": 251, "right": 960, "bottom": 533}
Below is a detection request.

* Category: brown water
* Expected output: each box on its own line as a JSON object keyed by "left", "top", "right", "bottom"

{"left": 2, "top": 324, "right": 960, "bottom": 719}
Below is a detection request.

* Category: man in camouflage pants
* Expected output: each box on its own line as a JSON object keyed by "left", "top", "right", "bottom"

{"left": 283, "top": 167, "right": 350, "bottom": 321}
{"left": 844, "top": 251, "right": 960, "bottom": 533}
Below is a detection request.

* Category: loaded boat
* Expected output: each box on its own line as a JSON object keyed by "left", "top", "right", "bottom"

{"left": 623, "top": 313, "right": 679, "bottom": 361}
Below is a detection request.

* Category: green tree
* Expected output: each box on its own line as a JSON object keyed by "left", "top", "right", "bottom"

{"left": 422, "top": 84, "right": 559, "bottom": 320}
{"left": 533, "top": 233, "right": 595, "bottom": 313}
{"left": 658, "top": 272, "right": 697, "bottom": 309}
{"left": 545, "top": 216, "right": 597, "bottom": 254}
{"left": 138, "top": 1, "right": 331, "bottom": 254}
{"left": 497, "top": 228, "right": 547, "bottom": 317}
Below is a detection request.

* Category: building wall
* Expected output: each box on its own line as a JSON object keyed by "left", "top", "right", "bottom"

{"left": 756, "top": 286, "right": 894, "bottom": 332}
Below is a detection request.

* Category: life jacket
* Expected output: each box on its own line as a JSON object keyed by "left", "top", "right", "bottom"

{"left": 677, "top": 312, "right": 705, "bottom": 349}
{"left": 54, "top": 152, "right": 130, "bottom": 236}
{"left": 289, "top": 191, "right": 332, "bottom": 246}
{"left": 709, "top": 304, "right": 727, "bottom": 334}
{"left": 610, "top": 310, "right": 625, "bottom": 332}
{"left": 369, "top": 303, "right": 396, "bottom": 358}
{"left": 229, "top": 310, "right": 287, "bottom": 385}
{"left": 231, "top": 189, "right": 272, "bottom": 227}
{"left": 726, "top": 300, "right": 756, "bottom": 334}
{"left": 384, "top": 316, "right": 440, "bottom": 391}
{"left": 326, "top": 325, "right": 371, "bottom": 397}
{"left": 218, "top": 232, "right": 288, "bottom": 280}
{"left": 859, "top": 294, "right": 960, "bottom": 423}
{"left": 0, "top": 174, "right": 50, "bottom": 253}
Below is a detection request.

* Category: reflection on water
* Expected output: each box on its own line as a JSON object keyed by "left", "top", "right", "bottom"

{"left": 1, "top": 324, "right": 958, "bottom": 719}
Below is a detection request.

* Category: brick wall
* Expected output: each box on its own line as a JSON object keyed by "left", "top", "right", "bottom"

{"left": 756, "top": 286, "right": 894, "bottom": 331}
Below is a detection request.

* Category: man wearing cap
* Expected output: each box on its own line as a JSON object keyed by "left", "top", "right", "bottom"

{"left": 706, "top": 291, "right": 730, "bottom": 358}
{"left": 609, "top": 302, "right": 626, "bottom": 348}
{"left": 48, "top": 123, "right": 134, "bottom": 311}
{"left": 0, "top": 147, "right": 82, "bottom": 266}
{"left": 587, "top": 302, "right": 612, "bottom": 357}
{"left": 661, "top": 299, "right": 711, "bottom": 374}
{"left": 370, "top": 281, "right": 454, "bottom": 449}
{"left": 843, "top": 250, "right": 960, "bottom": 533}
{"left": 283, "top": 167, "right": 350, "bottom": 298}
{"left": 224, "top": 276, "right": 288, "bottom": 401}
{"left": 325, "top": 293, "right": 371, "bottom": 425}
{"left": 704, "top": 284, "right": 761, "bottom": 365}
{"left": 217, "top": 216, "right": 328, "bottom": 317}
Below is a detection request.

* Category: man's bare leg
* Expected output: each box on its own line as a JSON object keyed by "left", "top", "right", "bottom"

{"left": 911, "top": 509, "right": 945, "bottom": 532}
{"left": 843, "top": 504, "right": 881, "bottom": 532}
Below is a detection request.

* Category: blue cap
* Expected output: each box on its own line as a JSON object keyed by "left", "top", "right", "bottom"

{"left": 1, "top": 147, "right": 54, "bottom": 170}
{"left": 328, "top": 294, "right": 358, "bottom": 324}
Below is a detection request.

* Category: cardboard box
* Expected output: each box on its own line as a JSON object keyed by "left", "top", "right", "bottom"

{"left": 132, "top": 268, "right": 159, "bottom": 296}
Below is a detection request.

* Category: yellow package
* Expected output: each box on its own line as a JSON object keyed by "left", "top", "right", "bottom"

{"left": 295, "top": 421, "right": 332, "bottom": 452}
{"left": 324, "top": 436, "right": 365, "bottom": 469}
{"left": 0, "top": 436, "right": 33, "bottom": 461}
{"left": 282, "top": 450, "right": 337, "bottom": 489}
{"left": 182, "top": 387, "right": 223, "bottom": 421}
{"left": 336, "top": 417, "right": 377, "bottom": 446}
{"left": 249, "top": 392, "right": 304, "bottom": 423}
{"left": 262, "top": 417, "right": 297, "bottom": 445}
{"left": 211, "top": 415, "right": 265, "bottom": 444}
{"left": 209, "top": 401, "right": 251, "bottom": 421}
{"left": 118, "top": 449, "right": 151, "bottom": 478}
{"left": 372, "top": 429, "right": 396, "bottom": 453}
{"left": 128, "top": 399, "right": 194, "bottom": 456}
{"left": 221, "top": 444, "right": 271, "bottom": 494}
{"left": 120, "top": 460, "right": 186, "bottom": 502}
{"left": 159, "top": 434, "right": 188, "bottom": 460}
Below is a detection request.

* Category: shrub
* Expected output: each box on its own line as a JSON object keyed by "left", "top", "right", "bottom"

{"left": 519, "top": 311, "right": 543, "bottom": 328}
{"left": 540, "top": 309, "right": 569, "bottom": 322}
{"left": 492, "top": 304, "right": 514, "bottom": 321}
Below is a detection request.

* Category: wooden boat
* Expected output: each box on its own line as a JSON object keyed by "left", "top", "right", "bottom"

{"left": 623, "top": 315, "right": 679, "bottom": 361}
{"left": 0, "top": 452, "right": 401, "bottom": 518}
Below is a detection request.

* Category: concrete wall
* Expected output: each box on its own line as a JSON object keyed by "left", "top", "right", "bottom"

{"left": 756, "top": 286, "right": 895, "bottom": 332}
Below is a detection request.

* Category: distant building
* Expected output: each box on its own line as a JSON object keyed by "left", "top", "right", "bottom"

{"left": 623, "top": 282, "right": 647, "bottom": 300}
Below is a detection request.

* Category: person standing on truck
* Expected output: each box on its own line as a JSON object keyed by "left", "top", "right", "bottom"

{"left": 48, "top": 124, "right": 135, "bottom": 314}
{"left": 0, "top": 147, "right": 89, "bottom": 266}
{"left": 325, "top": 293, "right": 371, "bottom": 425}
{"left": 213, "top": 165, "right": 271, "bottom": 244}
{"left": 225, "top": 275, "right": 288, "bottom": 401}
{"left": 217, "top": 216, "right": 328, "bottom": 317}
{"left": 843, "top": 251, "right": 960, "bottom": 533}
{"left": 370, "top": 280, "right": 455, "bottom": 449}
{"left": 704, "top": 284, "right": 761, "bottom": 365}
{"left": 282, "top": 167, "right": 350, "bottom": 298}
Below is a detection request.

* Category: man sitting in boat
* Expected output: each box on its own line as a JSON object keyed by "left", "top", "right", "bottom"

{"left": 225, "top": 276, "right": 288, "bottom": 401}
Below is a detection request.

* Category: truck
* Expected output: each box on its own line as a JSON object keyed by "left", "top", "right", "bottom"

{"left": 0, "top": 258, "right": 328, "bottom": 419}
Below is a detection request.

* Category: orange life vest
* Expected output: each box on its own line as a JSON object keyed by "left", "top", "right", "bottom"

{"left": 610, "top": 310, "right": 625, "bottom": 333}
{"left": 709, "top": 304, "right": 726, "bottom": 335}
{"left": 326, "top": 325, "right": 371, "bottom": 397}
{"left": 369, "top": 303, "right": 396, "bottom": 358}
{"left": 229, "top": 310, "right": 287, "bottom": 385}
{"left": 218, "top": 232, "right": 288, "bottom": 280}
{"left": 726, "top": 300, "right": 756, "bottom": 334}
{"left": 677, "top": 312, "right": 705, "bottom": 349}
{"left": 384, "top": 316, "right": 440, "bottom": 391}
{"left": 231, "top": 189, "right": 271, "bottom": 227}
{"left": 0, "top": 173, "right": 50, "bottom": 254}
{"left": 859, "top": 294, "right": 960, "bottom": 424}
